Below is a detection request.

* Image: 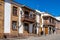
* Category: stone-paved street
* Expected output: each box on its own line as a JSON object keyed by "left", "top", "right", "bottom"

{"left": 0, "top": 34, "right": 60, "bottom": 40}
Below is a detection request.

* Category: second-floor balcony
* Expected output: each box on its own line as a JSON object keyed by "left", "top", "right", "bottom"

{"left": 43, "top": 20, "right": 56, "bottom": 26}
{"left": 21, "top": 14, "right": 36, "bottom": 23}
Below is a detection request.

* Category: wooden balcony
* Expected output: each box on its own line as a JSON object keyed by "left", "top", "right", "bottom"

{"left": 43, "top": 20, "right": 56, "bottom": 26}
{"left": 21, "top": 15, "right": 35, "bottom": 23}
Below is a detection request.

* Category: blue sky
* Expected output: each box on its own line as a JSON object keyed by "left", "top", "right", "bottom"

{"left": 13, "top": 0, "right": 60, "bottom": 16}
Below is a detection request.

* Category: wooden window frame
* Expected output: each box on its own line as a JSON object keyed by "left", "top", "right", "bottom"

{"left": 29, "top": 12, "right": 33, "bottom": 18}
{"left": 12, "top": 21, "right": 17, "bottom": 30}
{"left": 24, "top": 11, "right": 29, "bottom": 18}
{"left": 12, "top": 6, "right": 18, "bottom": 16}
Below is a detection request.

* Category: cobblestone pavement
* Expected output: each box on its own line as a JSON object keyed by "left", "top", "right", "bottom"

{"left": 0, "top": 34, "right": 60, "bottom": 40}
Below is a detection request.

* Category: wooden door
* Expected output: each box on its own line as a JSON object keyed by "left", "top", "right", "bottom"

{"left": 45, "top": 27, "right": 48, "bottom": 34}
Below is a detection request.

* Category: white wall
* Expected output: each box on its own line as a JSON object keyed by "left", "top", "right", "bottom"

{"left": 41, "top": 15, "right": 43, "bottom": 28}
{"left": 19, "top": 7, "right": 24, "bottom": 33}
{"left": 36, "top": 14, "right": 40, "bottom": 34}
{"left": 4, "top": 0, "right": 11, "bottom": 33}
{"left": 36, "top": 15, "right": 40, "bottom": 23}
{"left": 19, "top": 23, "right": 24, "bottom": 33}
{"left": 36, "top": 27, "right": 39, "bottom": 34}
{"left": 41, "top": 14, "right": 43, "bottom": 27}
{"left": 29, "top": 24, "right": 33, "bottom": 33}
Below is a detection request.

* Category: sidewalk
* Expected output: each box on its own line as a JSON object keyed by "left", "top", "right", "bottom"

{"left": 0, "top": 34, "right": 60, "bottom": 40}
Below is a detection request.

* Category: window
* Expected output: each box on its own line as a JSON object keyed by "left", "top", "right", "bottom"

{"left": 24, "top": 11, "right": 29, "bottom": 18}
{"left": 20, "top": 11, "right": 24, "bottom": 17}
{"left": 49, "top": 18, "right": 51, "bottom": 23}
{"left": 43, "top": 17, "right": 48, "bottom": 20}
{"left": 25, "top": 11, "right": 29, "bottom": 15}
{"left": 29, "top": 12, "right": 33, "bottom": 18}
{"left": 13, "top": 6, "right": 17, "bottom": 16}
{"left": 20, "top": 11, "right": 22, "bottom": 15}
{"left": 49, "top": 18, "right": 54, "bottom": 23}
{"left": 52, "top": 19, "right": 54, "bottom": 23}
{"left": 12, "top": 21, "right": 17, "bottom": 30}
